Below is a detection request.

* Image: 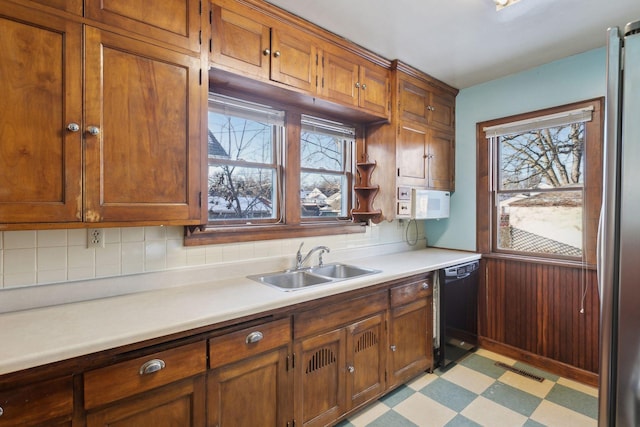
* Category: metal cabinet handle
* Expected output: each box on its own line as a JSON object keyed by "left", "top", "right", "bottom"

{"left": 245, "top": 331, "right": 264, "bottom": 344}
{"left": 355, "top": 82, "right": 360, "bottom": 88}
{"left": 139, "top": 358, "right": 166, "bottom": 375}
{"left": 66, "top": 123, "right": 80, "bottom": 132}
{"left": 347, "top": 365, "right": 355, "bottom": 373}
{"left": 273, "top": 51, "right": 281, "bottom": 58}
{"left": 390, "top": 345, "right": 397, "bottom": 352}
{"left": 87, "top": 126, "right": 100, "bottom": 136}
{"left": 0, "top": 406, "right": 3, "bottom": 417}
{"left": 361, "top": 83, "right": 367, "bottom": 90}
{"left": 421, "top": 282, "right": 430, "bottom": 290}
{"left": 263, "top": 48, "right": 270, "bottom": 56}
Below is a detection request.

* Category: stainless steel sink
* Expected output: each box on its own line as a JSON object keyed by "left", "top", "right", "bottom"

{"left": 248, "top": 263, "right": 381, "bottom": 291}
{"left": 308, "top": 263, "right": 379, "bottom": 279}
{"left": 250, "top": 270, "right": 332, "bottom": 290}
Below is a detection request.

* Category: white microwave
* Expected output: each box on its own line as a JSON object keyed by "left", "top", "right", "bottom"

{"left": 397, "top": 187, "right": 450, "bottom": 219}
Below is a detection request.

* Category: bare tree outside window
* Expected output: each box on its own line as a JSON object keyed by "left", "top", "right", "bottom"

{"left": 207, "top": 109, "right": 281, "bottom": 222}
{"left": 496, "top": 122, "right": 586, "bottom": 257}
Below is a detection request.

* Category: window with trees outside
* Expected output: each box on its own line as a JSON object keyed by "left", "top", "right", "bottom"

{"left": 207, "top": 95, "right": 284, "bottom": 224}
{"left": 300, "top": 115, "right": 354, "bottom": 219}
{"left": 185, "top": 93, "right": 363, "bottom": 245}
{"left": 477, "top": 99, "right": 603, "bottom": 264}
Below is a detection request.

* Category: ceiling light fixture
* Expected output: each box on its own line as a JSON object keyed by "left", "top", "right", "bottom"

{"left": 494, "top": 0, "right": 521, "bottom": 10}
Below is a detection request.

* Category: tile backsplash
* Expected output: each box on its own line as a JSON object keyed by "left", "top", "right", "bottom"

{"left": 0, "top": 221, "right": 424, "bottom": 291}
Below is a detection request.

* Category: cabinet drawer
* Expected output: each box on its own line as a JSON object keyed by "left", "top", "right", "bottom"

{"left": 0, "top": 376, "right": 72, "bottom": 426}
{"left": 294, "top": 291, "right": 387, "bottom": 338}
{"left": 84, "top": 341, "right": 206, "bottom": 409}
{"left": 209, "top": 318, "right": 291, "bottom": 369}
{"left": 390, "top": 275, "right": 432, "bottom": 307}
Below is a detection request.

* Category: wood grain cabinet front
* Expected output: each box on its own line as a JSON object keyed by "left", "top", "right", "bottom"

{"left": 207, "top": 318, "right": 293, "bottom": 427}
{"left": 294, "top": 293, "right": 387, "bottom": 427}
{"left": 0, "top": 1, "right": 205, "bottom": 228}
{"left": 388, "top": 275, "right": 434, "bottom": 387}
{"left": 0, "top": 376, "right": 73, "bottom": 427}
{"left": 210, "top": 0, "right": 317, "bottom": 93}
{"left": 83, "top": 341, "right": 207, "bottom": 427}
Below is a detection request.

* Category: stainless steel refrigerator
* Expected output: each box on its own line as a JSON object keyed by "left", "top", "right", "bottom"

{"left": 598, "top": 19, "right": 640, "bottom": 427}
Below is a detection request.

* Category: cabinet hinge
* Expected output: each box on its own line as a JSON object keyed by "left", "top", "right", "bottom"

{"left": 315, "top": 53, "right": 318, "bottom": 66}
{"left": 209, "top": 8, "right": 212, "bottom": 24}
{"left": 199, "top": 30, "right": 202, "bottom": 45}
{"left": 292, "top": 352, "right": 295, "bottom": 369}
{"left": 198, "top": 191, "right": 202, "bottom": 207}
{"left": 315, "top": 75, "right": 318, "bottom": 88}
{"left": 397, "top": 168, "right": 400, "bottom": 177}
{"left": 322, "top": 77, "right": 325, "bottom": 88}
{"left": 199, "top": 0, "right": 202, "bottom": 14}
{"left": 199, "top": 69, "right": 202, "bottom": 85}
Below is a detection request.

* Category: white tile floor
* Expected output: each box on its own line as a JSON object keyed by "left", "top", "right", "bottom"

{"left": 337, "top": 349, "right": 598, "bottom": 427}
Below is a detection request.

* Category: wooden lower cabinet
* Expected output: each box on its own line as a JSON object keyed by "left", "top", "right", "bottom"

{"left": 388, "top": 275, "right": 434, "bottom": 387}
{"left": 294, "top": 312, "right": 386, "bottom": 427}
{"left": 86, "top": 376, "right": 206, "bottom": 427}
{"left": 0, "top": 376, "right": 73, "bottom": 427}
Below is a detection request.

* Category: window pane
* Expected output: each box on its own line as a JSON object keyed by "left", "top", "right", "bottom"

{"left": 497, "top": 190, "right": 583, "bottom": 257}
{"left": 300, "top": 172, "right": 346, "bottom": 217}
{"left": 300, "top": 129, "right": 344, "bottom": 171}
{"left": 208, "top": 112, "right": 274, "bottom": 163}
{"left": 208, "top": 166, "right": 276, "bottom": 220}
{"left": 499, "top": 123, "right": 585, "bottom": 190}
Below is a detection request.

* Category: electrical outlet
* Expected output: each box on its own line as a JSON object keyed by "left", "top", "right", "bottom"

{"left": 87, "top": 228, "right": 105, "bottom": 248}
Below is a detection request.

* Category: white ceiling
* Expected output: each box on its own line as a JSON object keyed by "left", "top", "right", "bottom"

{"left": 265, "top": 0, "right": 640, "bottom": 89}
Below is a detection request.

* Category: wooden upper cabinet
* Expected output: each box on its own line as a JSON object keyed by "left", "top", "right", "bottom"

{"left": 399, "top": 74, "right": 455, "bottom": 131}
{"left": 270, "top": 26, "right": 317, "bottom": 92}
{"left": 320, "top": 47, "right": 390, "bottom": 117}
{"left": 85, "top": 0, "right": 202, "bottom": 52}
{"left": 211, "top": 2, "right": 271, "bottom": 80}
{"left": 84, "top": 27, "right": 204, "bottom": 223}
{"left": 27, "top": 0, "right": 83, "bottom": 15}
{"left": 0, "top": 3, "right": 83, "bottom": 224}
{"left": 396, "top": 125, "right": 454, "bottom": 190}
{"left": 210, "top": 0, "right": 316, "bottom": 92}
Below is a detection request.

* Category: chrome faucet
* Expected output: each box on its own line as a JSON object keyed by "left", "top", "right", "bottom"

{"left": 296, "top": 242, "right": 330, "bottom": 270}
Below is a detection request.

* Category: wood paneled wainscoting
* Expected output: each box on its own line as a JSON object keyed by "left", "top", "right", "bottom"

{"left": 478, "top": 256, "right": 599, "bottom": 387}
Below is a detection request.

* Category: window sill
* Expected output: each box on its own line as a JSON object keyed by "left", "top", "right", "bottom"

{"left": 184, "top": 221, "right": 366, "bottom": 246}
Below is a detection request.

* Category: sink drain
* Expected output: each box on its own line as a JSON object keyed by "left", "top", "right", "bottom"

{"left": 495, "top": 362, "right": 545, "bottom": 382}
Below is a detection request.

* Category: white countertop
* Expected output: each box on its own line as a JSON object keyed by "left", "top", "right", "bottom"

{"left": 0, "top": 248, "right": 479, "bottom": 376}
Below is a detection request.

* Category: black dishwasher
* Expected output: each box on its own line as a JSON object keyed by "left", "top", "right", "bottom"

{"left": 436, "top": 260, "right": 480, "bottom": 369}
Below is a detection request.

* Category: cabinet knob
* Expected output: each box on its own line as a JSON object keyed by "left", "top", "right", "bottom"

{"left": 421, "top": 282, "right": 430, "bottom": 290}
{"left": 0, "top": 406, "right": 3, "bottom": 417}
{"left": 361, "top": 83, "right": 367, "bottom": 90}
{"left": 355, "top": 82, "right": 360, "bottom": 88}
{"left": 347, "top": 365, "right": 355, "bottom": 373}
{"left": 87, "top": 126, "right": 100, "bottom": 136}
{"left": 66, "top": 123, "right": 80, "bottom": 132}
{"left": 390, "top": 345, "right": 397, "bottom": 352}
{"left": 263, "top": 48, "right": 270, "bottom": 56}
{"left": 139, "top": 358, "right": 166, "bottom": 375}
{"left": 428, "top": 105, "right": 435, "bottom": 111}
{"left": 245, "top": 331, "right": 264, "bottom": 344}
{"left": 273, "top": 51, "right": 281, "bottom": 58}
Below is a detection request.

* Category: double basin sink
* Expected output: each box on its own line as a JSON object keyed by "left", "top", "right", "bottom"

{"left": 248, "top": 263, "right": 381, "bottom": 291}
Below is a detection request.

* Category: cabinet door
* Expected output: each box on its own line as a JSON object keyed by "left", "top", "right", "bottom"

{"left": 271, "top": 26, "right": 317, "bottom": 92}
{"left": 346, "top": 313, "right": 386, "bottom": 410}
{"left": 84, "top": 27, "right": 203, "bottom": 223}
{"left": 389, "top": 299, "right": 431, "bottom": 387}
{"left": 320, "top": 49, "right": 359, "bottom": 108}
{"left": 210, "top": 2, "right": 271, "bottom": 80}
{"left": 85, "top": 0, "right": 201, "bottom": 52}
{"left": 399, "top": 77, "right": 429, "bottom": 124}
{"left": 0, "top": 3, "right": 82, "bottom": 224}
{"left": 358, "top": 63, "right": 390, "bottom": 118}
{"left": 397, "top": 123, "right": 428, "bottom": 187}
{"left": 294, "top": 328, "right": 346, "bottom": 427}
{"left": 427, "top": 89, "right": 455, "bottom": 131}
{"left": 86, "top": 376, "right": 206, "bottom": 427}
{"left": 28, "top": 0, "right": 82, "bottom": 14}
{"left": 428, "top": 130, "right": 455, "bottom": 190}
{"left": 208, "top": 347, "right": 292, "bottom": 427}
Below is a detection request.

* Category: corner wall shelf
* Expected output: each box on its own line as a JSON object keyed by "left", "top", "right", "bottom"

{"left": 351, "top": 161, "right": 382, "bottom": 223}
